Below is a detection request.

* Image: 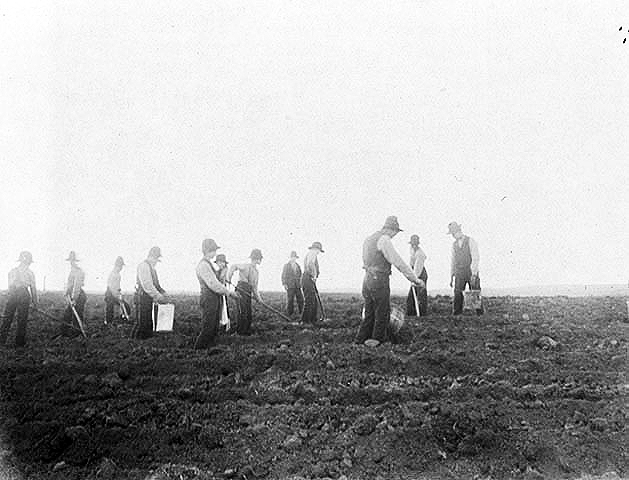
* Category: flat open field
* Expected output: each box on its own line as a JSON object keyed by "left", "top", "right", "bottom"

{"left": 0, "top": 292, "right": 627, "bottom": 480}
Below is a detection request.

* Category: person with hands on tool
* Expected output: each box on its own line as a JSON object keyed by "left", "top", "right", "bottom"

{"left": 194, "top": 239, "right": 239, "bottom": 349}
{"left": 448, "top": 221, "right": 482, "bottom": 315}
{"left": 227, "top": 248, "right": 263, "bottom": 335}
{"left": 0, "top": 251, "right": 38, "bottom": 347}
{"left": 105, "top": 256, "right": 131, "bottom": 325}
{"left": 60, "top": 251, "right": 87, "bottom": 338}
{"left": 301, "top": 241, "right": 324, "bottom": 325}
{"left": 133, "top": 246, "right": 167, "bottom": 339}
{"left": 355, "top": 216, "right": 423, "bottom": 345}
{"left": 406, "top": 234, "right": 428, "bottom": 316}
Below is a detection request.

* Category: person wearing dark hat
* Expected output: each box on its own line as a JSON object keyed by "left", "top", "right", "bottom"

{"left": 133, "top": 246, "right": 167, "bottom": 339}
{"left": 301, "top": 242, "right": 324, "bottom": 324}
{"left": 104, "top": 256, "right": 131, "bottom": 325}
{"left": 406, "top": 234, "right": 429, "bottom": 316}
{"left": 281, "top": 251, "right": 303, "bottom": 317}
{"left": 448, "top": 222, "right": 482, "bottom": 315}
{"left": 0, "top": 251, "right": 38, "bottom": 347}
{"left": 227, "top": 248, "right": 263, "bottom": 335}
{"left": 60, "top": 251, "right": 87, "bottom": 338}
{"left": 355, "top": 216, "right": 423, "bottom": 345}
{"left": 195, "top": 239, "right": 239, "bottom": 349}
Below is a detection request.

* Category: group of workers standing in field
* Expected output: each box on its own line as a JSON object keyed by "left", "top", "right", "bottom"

{"left": 0, "top": 216, "right": 481, "bottom": 349}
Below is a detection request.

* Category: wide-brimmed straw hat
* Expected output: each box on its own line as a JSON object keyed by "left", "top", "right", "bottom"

{"left": 308, "top": 242, "right": 324, "bottom": 253}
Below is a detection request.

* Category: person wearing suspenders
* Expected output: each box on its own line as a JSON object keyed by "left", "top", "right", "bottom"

{"left": 195, "top": 239, "right": 238, "bottom": 349}
{"left": 133, "top": 246, "right": 167, "bottom": 339}
{"left": 227, "top": 249, "right": 263, "bottom": 335}
{"left": 448, "top": 222, "right": 482, "bottom": 315}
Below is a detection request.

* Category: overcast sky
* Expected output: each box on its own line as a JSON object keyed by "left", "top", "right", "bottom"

{"left": 1, "top": 1, "right": 628, "bottom": 294}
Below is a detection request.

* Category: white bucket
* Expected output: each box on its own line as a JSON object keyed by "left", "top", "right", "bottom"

{"left": 154, "top": 303, "right": 174, "bottom": 332}
{"left": 464, "top": 290, "right": 483, "bottom": 310}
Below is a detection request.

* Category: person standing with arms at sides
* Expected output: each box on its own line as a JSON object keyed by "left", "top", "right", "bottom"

{"left": 281, "top": 251, "right": 303, "bottom": 317}
{"left": 227, "top": 249, "right": 263, "bottom": 335}
{"left": 355, "top": 216, "right": 423, "bottom": 346}
{"left": 133, "top": 246, "right": 167, "bottom": 339}
{"left": 301, "top": 242, "right": 324, "bottom": 325}
{"left": 195, "top": 239, "right": 239, "bottom": 349}
{"left": 448, "top": 221, "right": 483, "bottom": 315}
{"left": 104, "top": 256, "right": 131, "bottom": 325}
{"left": 0, "top": 251, "right": 38, "bottom": 347}
{"left": 406, "top": 234, "right": 429, "bottom": 316}
{"left": 60, "top": 251, "right": 87, "bottom": 338}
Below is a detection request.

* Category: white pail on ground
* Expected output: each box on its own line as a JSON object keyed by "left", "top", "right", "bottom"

{"left": 154, "top": 303, "right": 174, "bottom": 332}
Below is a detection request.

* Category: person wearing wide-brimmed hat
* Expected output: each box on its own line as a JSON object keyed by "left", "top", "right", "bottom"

{"left": 104, "top": 256, "right": 131, "bottom": 325}
{"left": 0, "top": 251, "right": 38, "bottom": 347}
{"left": 133, "top": 246, "right": 167, "bottom": 339}
{"left": 195, "top": 239, "right": 239, "bottom": 349}
{"left": 60, "top": 250, "right": 87, "bottom": 338}
{"left": 301, "top": 242, "right": 324, "bottom": 324}
{"left": 355, "top": 216, "right": 423, "bottom": 345}
{"left": 227, "top": 248, "right": 263, "bottom": 335}
{"left": 281, "top": 251, "right": 303, "bottom": 317}
{"left": 406, "top": 234, "right": 429, "bottom": 316}
{"left": 447, "top": 221, "right": 482, "bottom": 315}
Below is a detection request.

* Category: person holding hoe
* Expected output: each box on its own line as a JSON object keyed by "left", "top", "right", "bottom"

{"left": 105, "top": 256, "right": 131, "bottom": 325}
{"left": 59, "top": 251, "right": 87, "bottom": 338}
{"left": 406, "top": 234, "right": 428, "bottom": 316}
{"left": 0, "top": 251, "right": 38, "bottom": 347}
{"left": 227, "top": 248, "right": 263, "bottom": 335}
{"left": 301, "top": 242, "right": 324, "bottom": 325}
{"left": 195, "top": 239, "right": 239, "bottom": 349}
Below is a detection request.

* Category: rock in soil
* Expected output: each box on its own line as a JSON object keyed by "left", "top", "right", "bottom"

{"left": 537, "top": 335, "right": 559, "bottom": 349}
{"left": 353, "top": 414, "right": 378, "bottom": 435}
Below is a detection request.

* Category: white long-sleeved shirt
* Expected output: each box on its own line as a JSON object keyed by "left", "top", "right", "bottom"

{"left": 303, "top": 250, "right": 319, "bottom": 279}
{"left": 377, "top": 235, "right": 420, "bottom": 284}
{"left": 107, "top": 269, "right": 122, "bottom": 295}
{"left": 450, "top": 236, "right": 480, "bottom": 276}
{"left": 137, "top": 261, "right": 164, "bottom": 300}
{"left": 409, "top": 245, "right": 427, "bottom": 277}
{"left": 66, "top": 265, "right": 85, "bottom": 299}
{"left": 8, "top": 265, "right": 37, "bottom": 303}
{"left": 197, "top": 259, "right": 230, "bottom": 296}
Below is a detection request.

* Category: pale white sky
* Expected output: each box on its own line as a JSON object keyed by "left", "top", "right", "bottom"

{"left": 1, "top": 1, "right": 628, "bottom": 294}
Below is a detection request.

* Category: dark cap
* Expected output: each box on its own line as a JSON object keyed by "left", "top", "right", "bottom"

{"left": 215, "top": 254, "right": 228, "bottom": 264}
{"left": 382, "top": 216, "right": 403, "bottom": 232}
{"left": 148, "top": 246, "right": 162, "bottom": 259}
{"left": 409, "top": 234, "right": 420, "bottom": 245}
{"left": 65, "top": 251, "right": 79, "bottom": 262}
{"left": 447, "top": 222, "right": 462, "bottom": 235}
{"left": 249, "top": 248, "right": 263, "bottom": 260}
{"left": 114, "top": 256, "right": 125, "bottom": 266}
{"left": 18, "top": 251, "right": 33, "bottom": 264}
{"left": 202, "top": 238, "right": 220, "bottom": 254}
{"left": 308, "top": 241, "right": 324, "bottom": 253}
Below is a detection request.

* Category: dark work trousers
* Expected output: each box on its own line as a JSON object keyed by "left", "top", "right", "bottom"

{"left": 133, "top": 292, "right": 157, "bottom": 339}
{"left": 60, "top": 290, "right": 87, "bottom": 338}
{"left": 0, "top": 287, "right": 31, "bottom": 347}
{"left": 236, "top": 281, "right": 253, "bottom": 335}
{"left": 105, "top": 290, "right": 131, "bottom": 324}
{"left": 301, "top": 275, "right": 318, "bottom": 324}
{"left": 286, "top": 287, "right": 304, "bottom": 316}
{"left": 406, "top": 268, "right": 428, "bottom": 316}
{"left": 355, "top": 274, "right": 391, "bottom": 344}
{"left": 195, "top": 292, "right": 221, "bottom": 349}
{"left": 453, "top": 271, "right": 483, "bottom": 315}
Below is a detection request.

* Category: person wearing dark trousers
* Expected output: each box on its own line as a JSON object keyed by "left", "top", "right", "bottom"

{"left": 355, "top": 216, "right": 422, "bottom": 345}
{"left": 194, "top": 239, "right": 239, "bottom": 349}
{"left": 301, "top": 242, "right": 324, "bottom": 324}
{"left": 281, "top": 251, "right": 303, "bottom": 316}
{"left": 60, "top": 251, "right": 87, "bottom": 338}
{"left": 133, "top": 246, "right": 167, "bottom": 339}
{"left": 105, "top": 256, "right": 131, "bottom": 325}
{"left": 406, "top": 234, "right": 429, "bottom": 316}
{"left": 227, "top": 249, "right": 263, "bottom": 335}
{"left": 448, "top": 222, "right": 483, "bottom": 315}
{"left": 0, "top": 251, "right": 38, "bottom": 347}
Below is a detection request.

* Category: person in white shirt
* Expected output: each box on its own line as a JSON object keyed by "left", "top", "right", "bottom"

{"left": 448, "top": 222, "right": 483, "bottom": 315}
{"left": 133, "top": 246, "right": 167, "bottom": 339}
{"left": 195, "top": 239, "right": 239, "bottom": 349}
{"left": 104, "top": 256, "right": 131, "bottom": 325}
{"left": 355, "top": 216, "right": 424, "bottom": 345}
{"left": 0, "top": 251, "right": 38, "bottom": 347}
{"left": 301, "top": 242, "right": 324, "bottom": 324}
{"left": 406, "top": 234, "right": 429, "bottom": 316}
{"left": 60, "top": 251, "right": 87, "bottom": 338}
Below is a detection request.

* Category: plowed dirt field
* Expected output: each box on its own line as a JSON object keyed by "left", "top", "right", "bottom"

{"left": 0, "top": 292, "right": 627, "bottom": 479}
